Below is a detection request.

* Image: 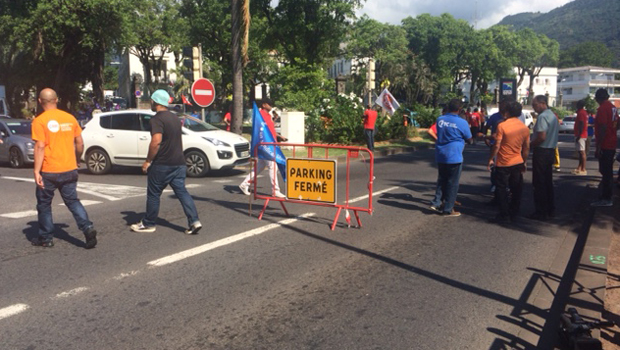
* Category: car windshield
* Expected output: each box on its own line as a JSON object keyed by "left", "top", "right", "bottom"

{"left": 178, "top": 114, "right": 219, "bottom": 132}
{"left": 5, "top": 121, "right": 31, "bottom": 135}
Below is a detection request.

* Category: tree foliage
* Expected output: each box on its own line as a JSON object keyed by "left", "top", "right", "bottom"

{"left": 559, "top": 41, "right": 615, "bottom": 68}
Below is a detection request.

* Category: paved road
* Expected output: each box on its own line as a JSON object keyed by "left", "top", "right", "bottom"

{"left": 0, "top": 134, "right": 604, "bottom": 349}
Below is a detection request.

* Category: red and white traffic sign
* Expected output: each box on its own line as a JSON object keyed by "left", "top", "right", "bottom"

{"left": 191, "top": 78, "right": 215, "bottom": 107}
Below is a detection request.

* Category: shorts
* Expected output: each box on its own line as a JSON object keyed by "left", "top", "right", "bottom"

{"left": 575, "top": 138, "right": 586, "bottom": 152}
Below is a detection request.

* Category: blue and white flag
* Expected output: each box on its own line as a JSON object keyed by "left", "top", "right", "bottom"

{"left": 250, "top": 102, "right": 287, "bottom": 181}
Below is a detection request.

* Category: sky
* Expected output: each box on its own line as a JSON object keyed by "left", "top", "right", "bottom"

{"left": 357, "top": 0, "right": 574, "bottom": 29}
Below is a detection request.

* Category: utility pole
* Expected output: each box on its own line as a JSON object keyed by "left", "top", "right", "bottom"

{"left": 367, "top": 59, "right": 375, "bottom": 106}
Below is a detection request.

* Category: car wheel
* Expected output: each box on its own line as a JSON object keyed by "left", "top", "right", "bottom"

{"left": 86, "top": 149, "right": 112, "bottom": 175}
{"left": 185, "top": 150, "right": 210, "bottom": 177}
{"left": 9, "top": 147, "right": 24, "bottom": 168}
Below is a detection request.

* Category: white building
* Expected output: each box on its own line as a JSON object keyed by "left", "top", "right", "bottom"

{"left": 117, "top": 47, "right": 179, "bottom": 107}
{"left": 460, "top": 67, "right": 559, "bottom": 106}
{"left": 557, "top": 66, "right": 620, "bottom": 108}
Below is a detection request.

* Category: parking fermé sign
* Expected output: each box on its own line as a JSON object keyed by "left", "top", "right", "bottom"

{"left": 286, "top": 159, "right": 336, "bottom": 203}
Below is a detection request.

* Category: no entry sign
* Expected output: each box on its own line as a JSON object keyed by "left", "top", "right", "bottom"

{"left": 191, "top": 78, "right": 215, "bottom": 107}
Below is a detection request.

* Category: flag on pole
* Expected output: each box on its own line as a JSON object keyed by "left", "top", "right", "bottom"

{"left": 182, "top": 94, "right": 193, "bottom": 106}
{"left": 250, "top": 102, "right": 287, "bottom": 181}
{"left": 375, "top": 88, "right": 400, "bottom": 115}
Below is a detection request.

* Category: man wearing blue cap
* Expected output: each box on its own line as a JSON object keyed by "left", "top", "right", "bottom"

{"left": 130, "top": 89, "right": 202, "bottom": 234}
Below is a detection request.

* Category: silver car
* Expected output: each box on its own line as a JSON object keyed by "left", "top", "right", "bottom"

{"left": 0, "top": 117, "right": 35, "bottom": 167}
{"left": 559, "top": 116, "right": 576, "bottom": 133}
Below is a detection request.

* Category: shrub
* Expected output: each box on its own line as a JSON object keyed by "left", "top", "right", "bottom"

{"left": 306, "top": 93, "right": 365, "bottom": 145}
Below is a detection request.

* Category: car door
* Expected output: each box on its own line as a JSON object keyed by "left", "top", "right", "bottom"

{"left": 0, "top": 122, "right": 9, "bottom": 162}
{"left": 137, "top": 113, "right": 153, "bottom": 160}
{"left": 106, "top": 113, "right": 141, "bottom": 166}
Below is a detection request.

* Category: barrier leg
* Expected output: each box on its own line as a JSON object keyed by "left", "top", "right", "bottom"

{"left": 258, "top": 199, "right": 270, "bottom": 221}
{"left": 280, "top": 201, "right": 290, "bottom": 217}
{"left": 331, "top": 207, "right": 342, "bottom": 231}
{"left": 354, "top": 210, "right": 362, "bottom": 228}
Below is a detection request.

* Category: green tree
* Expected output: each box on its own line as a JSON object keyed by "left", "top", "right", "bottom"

{"left": 559, "top": 41, "right": 615, "bottom": 68}
{"left": 513, "top": 28, "right": 559, "bottom": 103}
{"left": 270, "top": 62, "right": 335, "bottom": 113}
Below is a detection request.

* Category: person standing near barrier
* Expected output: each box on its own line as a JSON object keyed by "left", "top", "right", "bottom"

{"left": 487, "top": 101, "right": 530, "bottom": 223}
{"left": 130, "top": 90, "right": 202, "bottom": 234}
{"left": 31, "top": 88, "right": 97, "bottom": 248}
{"left": 363, "top": 105, "right": 378, "bottom": 151}
{"left": 429, "top": 99, "right": 472, "bottom": 217}
{"left": 591, "top": 88, "right": 619, "bottom": 207}
{"left": 239, "top": 98, "right": 286, "bottom": 198}
{"left": 529, "top": 95, "right": 559, "bottom": 221}
{"left": 572, "top": 100, "right": 588, "bottom": 175}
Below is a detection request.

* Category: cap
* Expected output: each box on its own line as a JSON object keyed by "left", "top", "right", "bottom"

{"left": 151, "top": 89, "right": 170, "bottom": 107}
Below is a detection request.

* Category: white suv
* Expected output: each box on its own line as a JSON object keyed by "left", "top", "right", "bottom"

{"left": 81, "top": 110, "right": 250, "bottom": 177}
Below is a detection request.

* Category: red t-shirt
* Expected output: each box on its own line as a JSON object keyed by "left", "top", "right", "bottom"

{"left": 363, "top": 109, "right": 378, "bottom": 129}
{"left": 470, "top": 112, "right": 480, "bottom": 127}
{"left": 224, "top": 112, "right": 231, "bottom": 131}
{"left": 595, "top": 100, "right": 619, "bottom": 150}
{"left": 430, "top": 123, "right": 437, "bottom": 134}
{"left": 574, "top": 109, "right": 588, "bottom": 139}
{"left": 260, "top": 109, "right": 277, "bottom": 139}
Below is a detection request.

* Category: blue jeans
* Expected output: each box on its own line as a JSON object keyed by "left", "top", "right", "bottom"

{"left": 36, "top": 170, "right": 92, "bottom": 242}
{"left": 431, "top": 163, "right": 462, "bottom": 214}
{"left": 143, "top": 164, "right": 199, "bottom": 227}
{"left": 364, "top": 128, "right": 375, "bottom": 151}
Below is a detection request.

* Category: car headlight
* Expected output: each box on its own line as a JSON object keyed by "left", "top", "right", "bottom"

{"left": 202, "top": 137, "right": 230, "bottom": 147}
{"left": 26, "top": 142, "right": 34, "bottom": 150}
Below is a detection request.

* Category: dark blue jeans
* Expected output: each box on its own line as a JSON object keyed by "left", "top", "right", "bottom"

{"left": 532, "top": 147, "right": 556, "bottom": 216}
{"left": 495, "top": 164, "right": 524, "bottom": 218}
{"left": 599, "top": 149, "right": 616, "bottom": 200}
{"left": 364, "top": 128, "right": 375, "bottom": 151}
{"left": 143, "top": 164, "right": 199, "bottom": 227}
{"left": 36, "top": 169, "right": 92, "bottom": 242}
{"left": 431, "top": 163, "right": 462, "bottom": 214}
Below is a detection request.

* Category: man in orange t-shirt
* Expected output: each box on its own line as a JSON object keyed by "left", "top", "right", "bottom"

{"left": 487, "top": 101, "right": 530, "bottom": 222}
{"left": 31, "top": 88, "right": 97, "bottom": 249}
{"left": 363, "top": 105, "right": 378, "bottom": 151}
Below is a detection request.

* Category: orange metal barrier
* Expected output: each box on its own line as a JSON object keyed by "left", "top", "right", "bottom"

{"left": 248, "top": 143, "right": 374, "bottom": 230}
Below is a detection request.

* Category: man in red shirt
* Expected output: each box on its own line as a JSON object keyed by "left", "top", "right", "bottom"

{"left": 592, "top": 88, "right": 619, "bottom": 206}
{"left": 573, "top": 100, "right": 589, "bottom": 175}
{"left": 363, "top": 105, "right": 378, "bottom": 151}
{"left": 469, "top": 108, "right": 481, "bottom": 144}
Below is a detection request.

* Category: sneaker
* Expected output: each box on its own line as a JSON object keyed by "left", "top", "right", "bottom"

{"left": 274, "top": 191, "right": 286, "bottom": 198}
{"left": 31, "top": 238, "right": 54, "bottom": 248}
{"left": 591, "top": 199, "right": 613, "bottom": 207}
{"left": 83, "top": 227, "right": 97, "bottom": 249}
{"left": 554, "top": 167, "right": 561, "bottom": 172}
{"left": 185, "top": 221, "right": 202, "bottom": 235}
{"left": 442, "top": 210, "right": 461, "bottom": 217}
{"left": 239, "top": 183, "right": 251, "bottom": 196}
{"left": 130, "top": 222, "right": 156, "bottom": 233}
{"left": 429, "top": 205, "right": 442, "bottom": 213}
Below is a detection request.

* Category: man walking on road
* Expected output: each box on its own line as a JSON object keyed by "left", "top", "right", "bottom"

{"left": 573, "top": 100, "right": 588, "bottom": 175}
{"left": 239, "top": 99, "right": 286, "bottom": 198}
{"left": 131, "top": 90, "right": 202, "bottom": 234}
{"left": 591, "top": 88, "right": 619, "bottom": 207}
{"left": 529, "top": 95, "right": 559, "bottom": 220}
{"left": 31, "top": 88, "right": 97, "bottom": 248}
{"left": 487, "top": 101, "right": 530, "bottom": 223}
{"left": 429, "top": 99, "right": 472, "bottom": 217}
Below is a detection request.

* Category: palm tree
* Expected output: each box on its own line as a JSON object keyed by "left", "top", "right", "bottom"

{"left": 230, "top": 0, "right": 250, "bottom": 135}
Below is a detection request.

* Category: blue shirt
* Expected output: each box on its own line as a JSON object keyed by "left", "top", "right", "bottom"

{"left": 587, "top": 115, "right": 594, "bottom": 137}
{"left": 533, "top": 109, "right": 559, "bottom": 149}
{"left": 435, "top": 113, "right": 472, "bottom": 164}
{"left": 486, "top": 112, "right": 504, "bottom": 145}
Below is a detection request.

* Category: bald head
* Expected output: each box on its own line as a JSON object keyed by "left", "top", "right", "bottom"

{"left": 38, "top": 88, "right": 58, "bottom": 110}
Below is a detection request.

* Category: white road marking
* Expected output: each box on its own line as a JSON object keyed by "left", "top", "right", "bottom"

{"left": 2, "top": 200, "right": 102, "bottom": 219}
{"left": 148, "top": 213, "right": 316, "bottom": 267}
{"left": 52, "top": 287, "right": 89, "bottom": 299}
{"left": 212, "top": 179, "right": 233, "bottom": 183}
{"left": 0, "top": 304, "right": 29, "bottom": 320}
{"left": 349, "top": 186, "right": 399, "bottom": 204}
{"left": 112, "top": 271, "right": 140, "bottom": 280}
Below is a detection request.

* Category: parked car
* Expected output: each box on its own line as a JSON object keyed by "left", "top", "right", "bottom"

{"left": 0, "top": 117, "right": 34, "bottom": 168}
{"left": 484, "top": 108, "right": 534, "bottom": 129}
{"left": 81, "top": 110, "right": 251, "bottom": 177}
{"left": 559, "top": 116, "right": 576, "bottom": 133}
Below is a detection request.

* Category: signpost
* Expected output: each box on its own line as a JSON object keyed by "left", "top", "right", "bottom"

{"left": 286, "top": 158, "right": 337, "bottom": 203}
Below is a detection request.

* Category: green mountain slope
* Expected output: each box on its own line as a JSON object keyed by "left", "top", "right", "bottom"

{"left": 497, "top": 0, "right": 620, "bottom": 65}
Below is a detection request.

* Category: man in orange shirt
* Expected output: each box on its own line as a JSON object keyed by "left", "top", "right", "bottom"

{"left": 31, "top": 88, "right": 97, "bottom": 248}
{"left": 363, "top": 105, "right": 378, "bottom": 151}
{"left": 487, "top": 101, "right": 530, "bottom": 223}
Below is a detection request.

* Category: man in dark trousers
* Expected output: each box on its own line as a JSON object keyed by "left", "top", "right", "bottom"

{"left": 363, "top": 104, "right": 378, "bottom": 151}
{"left": 529, "top": 95, "right": 559, "bottom": 220}
{"left": 591, "top": 88, "right": 619, "bottom": 207}
{"left": 487, "top": 101, "right": 530, "bottom": 223}
{"left": 131, "top": 90, "right": 202, "bottom": 234}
